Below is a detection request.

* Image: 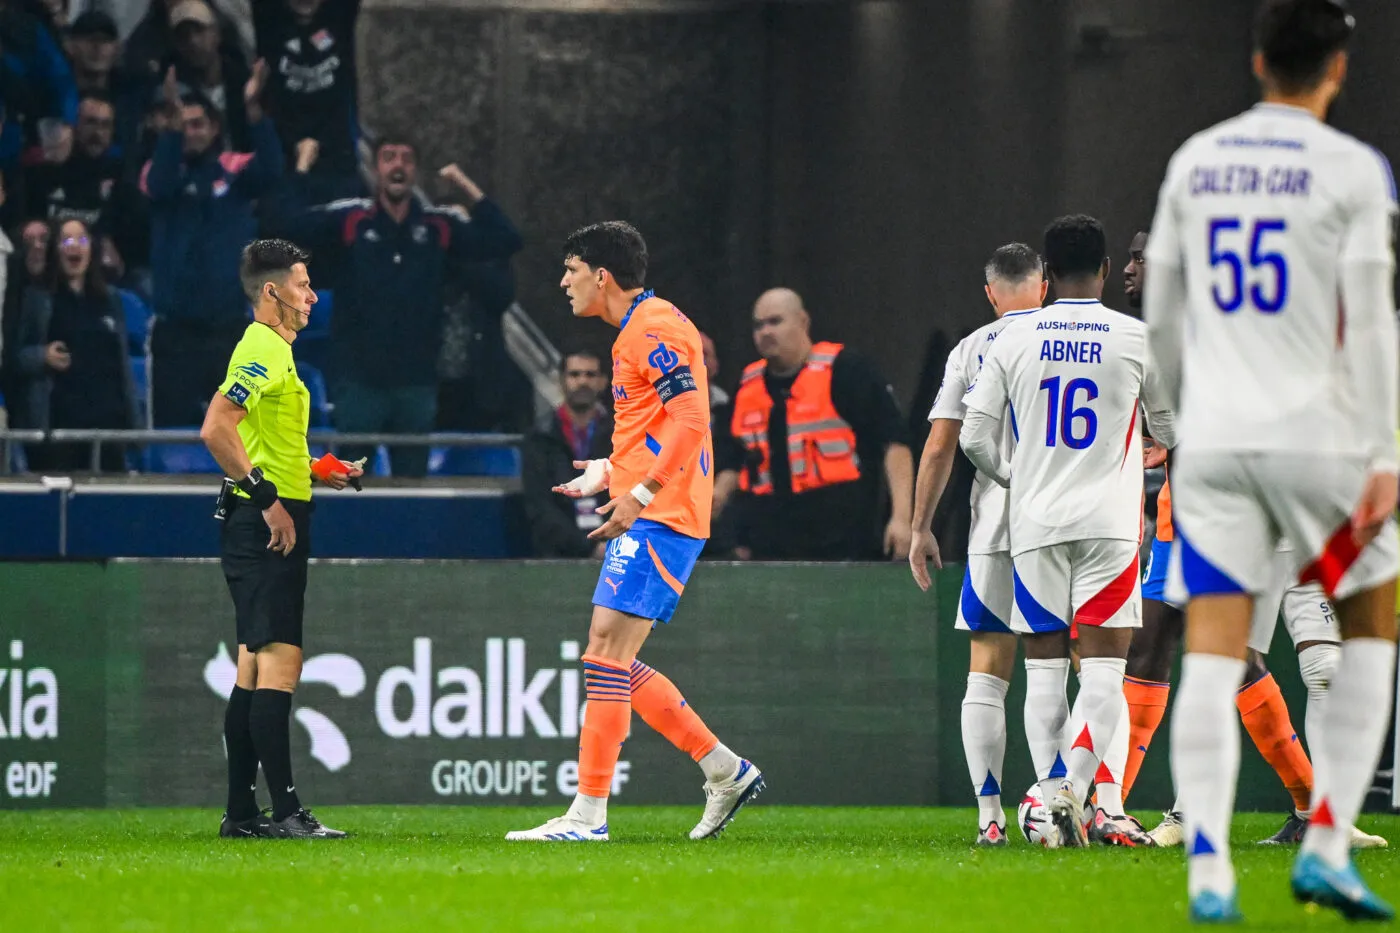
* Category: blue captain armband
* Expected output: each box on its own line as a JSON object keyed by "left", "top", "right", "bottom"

{"left": 653, "top": 365, "right": 697, "bottom": 403}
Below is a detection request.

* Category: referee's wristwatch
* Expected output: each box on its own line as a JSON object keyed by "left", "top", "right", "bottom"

{"left": 237, "top": 467, "right": 280, "bottom": 510}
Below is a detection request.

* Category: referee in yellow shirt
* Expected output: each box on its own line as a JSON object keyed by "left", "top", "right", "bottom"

{"left": 200, "top": 239, "right": 362, "bottom": 839}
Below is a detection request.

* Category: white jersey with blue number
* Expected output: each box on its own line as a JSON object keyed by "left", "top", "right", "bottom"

{"left": 928, "top": 309, "right": 1039, "bottom": 554}
{"left": 1145, "top": 102, "right": 1399, "bottom": 457}
{"left": 963, "top": 300, "right": 1176, "bottom": 556}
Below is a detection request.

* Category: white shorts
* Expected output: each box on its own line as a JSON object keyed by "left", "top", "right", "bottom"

{"left": 956, "top": 552, "right": 1014, "bottom": 634}
{"left": 1170, "top": 450, "right": 1399, "bottom": 602}
{"left": 1011, "top": 539, "right": 1142, "bottom": 635}
{"left": 1248, "top": 546, "right": 1341, "bottom": 653}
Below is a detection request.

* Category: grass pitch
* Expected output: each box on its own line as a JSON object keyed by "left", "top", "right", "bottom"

{"left": 1, "top": 807, "right": 1397, "bottom": 931}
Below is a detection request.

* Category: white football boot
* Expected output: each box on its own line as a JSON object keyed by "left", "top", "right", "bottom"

{"left": 689, "top": 759, "right": 765, "bottom": 840}
{"left": 1047, "top": 781, "right": 1089, "bottom": 847}
{"left": 1148, "top": 810, "right": 1185, "bottom": 847}
{"left": 505, "top": 815, "right": 610, "bottom": 842}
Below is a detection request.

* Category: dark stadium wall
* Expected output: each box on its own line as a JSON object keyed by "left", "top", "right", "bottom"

{"left": 763, "top": 0, "right": 1257, "bottom": 408}
{"left": 355, "top": 0, "right": 1397, "bottom": 409}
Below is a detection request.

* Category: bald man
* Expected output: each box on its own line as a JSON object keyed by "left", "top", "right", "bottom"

{"left": 722, "top": 288, "right": 913, "bottom": 561}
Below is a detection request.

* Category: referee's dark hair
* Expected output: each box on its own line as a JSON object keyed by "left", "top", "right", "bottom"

{"left": 240, "top": 238, "right": 311, "bottom": 302}
{"left": 1255, "top": 0, "right": 1354, "bottom": 94}
{"left": 563, "top": 222, "right": 648, "bottom": 290}
{"left": 1043, "top": 215, "right": 1107, "bottom": 282}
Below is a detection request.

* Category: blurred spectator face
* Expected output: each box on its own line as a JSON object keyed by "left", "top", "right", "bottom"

{"left": 65, "top": 28, "right": 118, "bottom": 78}
{"left": 75, "top": 98, "right": 116, "bottom": 159}
{"left": 700, "top": 332, "right": 719, "bottom": 379}
{"left": 22, "top": 221, "right": 50, "bottom": 278}
{"left": 376, "top": 143, "right": 417, "bottom": 203}
{"left": 55, "top": 220, "right": 94, "bottom": 283}
{"left": 561, "top": 353, "right": 607, "bottom": 413}
{"left": 288, "top": 0, "right": 324, "bottom": 20}
{"left": 181, "top": 102, "right": 219, "bottom": 156}
{"left": 171, "top": 1, "right": 221, "bottom": 71}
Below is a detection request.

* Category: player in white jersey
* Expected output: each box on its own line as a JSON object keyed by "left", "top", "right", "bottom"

{"left": 1145, "top": 0, "right": 1399, "bottom": 922}
{"left": 910, "top": 243, "right": 1047, "bottom": 846}
{"left": 961, "top": 215, "right": 1176, "bottom": 849}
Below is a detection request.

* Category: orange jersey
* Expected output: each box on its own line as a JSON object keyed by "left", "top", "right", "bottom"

{"left": 609, "top": 295, "right": 713, "bottom": 538}
{"left": 1156, "top": 476, "right": 1173, "bottom": 542}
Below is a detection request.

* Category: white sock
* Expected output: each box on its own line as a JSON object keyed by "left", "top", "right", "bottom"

{"left": 962, "top": 672, "right": 1010, "bottom": 827}
{"left": 1297, "top": 643, "right": 1339, "bottom": 760}
{"left": 1301, "top": 638, "right": 1397, "bottom": 869}
{"left": 1172, "top": 653, "right": 1247, "bottom": 898}
{"left": 1063, "top": 657, "right": 1127, "bottom": 803}
{"left": 698, "top": 743, "right": 741, "bottom": 784}
{"left": 1024, "top": 658, "right": 1071, "bottom": 802}
{"left": 1095, "top": 692, "right": 1130, "bottom": 816}
{"left": 568, "top": 793, "right": 608, "bottom": 826}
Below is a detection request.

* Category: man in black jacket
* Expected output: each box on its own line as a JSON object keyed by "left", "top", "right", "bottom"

{"left": 521, "top": 349, "right": 612, "bottom": 558}
{"left": 271, "top": 136, "right": 522, "bottom": 476}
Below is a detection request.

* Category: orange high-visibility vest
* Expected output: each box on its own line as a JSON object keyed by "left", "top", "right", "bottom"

{"left": 731, "top": 341, "right": 862, "bottom": 495}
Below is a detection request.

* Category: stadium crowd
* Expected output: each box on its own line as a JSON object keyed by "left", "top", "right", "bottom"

{"left": 0, "top": 0, "right": 928, "bottom": 561}
{"left": 0, "top": 0, "right": 529, "bottom": 477}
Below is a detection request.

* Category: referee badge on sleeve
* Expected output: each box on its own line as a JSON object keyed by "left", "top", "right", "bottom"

{"left": 226, "top": 382, "right": 251, "bottom": 406}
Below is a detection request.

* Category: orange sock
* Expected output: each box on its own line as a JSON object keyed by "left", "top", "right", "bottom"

{"left": 1237, "top": 672, "right": 1313, "bottom": 814}
{"left": 1121, "top": 676, "right": 1171, "bottom": 802}
{"left": 578, "top": 655, "right": 632, "bottom": 798}
{"left": 628, "top": 660, "right": 719, "bottom": 761}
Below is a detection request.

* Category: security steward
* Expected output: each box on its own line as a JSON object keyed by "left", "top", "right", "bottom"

{"left": 721, "top": 287, "right": 914, "bottom": 561}
{"left": 200, "top": 239, "right": 361, "bottom": 839}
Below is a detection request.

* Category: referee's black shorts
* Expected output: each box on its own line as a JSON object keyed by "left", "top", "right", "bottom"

{"left": 220, "top": 498, "right": 312, "bottom": 652}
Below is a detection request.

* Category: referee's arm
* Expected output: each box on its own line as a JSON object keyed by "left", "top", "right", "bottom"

{"left": 201, "top": 394, "right": 297, "bottom": 554}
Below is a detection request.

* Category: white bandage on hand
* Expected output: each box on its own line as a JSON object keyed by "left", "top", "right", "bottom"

{"left": 563, "top": 458, "right": 611, "bottom": 496}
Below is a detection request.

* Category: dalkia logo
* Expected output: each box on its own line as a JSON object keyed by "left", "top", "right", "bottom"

{"left": 0, "top": 639, "right": 58, "bottom": 740}
{"left": 202, "top": 637, "right": 596, "bottom": 770}
{"left": 204, "top": 644, "right": 365, "bottom": 771}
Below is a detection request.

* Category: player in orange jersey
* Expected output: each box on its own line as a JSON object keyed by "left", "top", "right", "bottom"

{"left": 506, "top": 221, "right": 764, "bottom": 842}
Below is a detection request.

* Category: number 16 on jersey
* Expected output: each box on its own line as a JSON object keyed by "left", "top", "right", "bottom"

{"left": 1039, "top": 376, "right": 1099, "bottom": 449}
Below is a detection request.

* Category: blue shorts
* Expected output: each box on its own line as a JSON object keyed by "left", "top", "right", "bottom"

{"left": 1141, "top": 537, "right": 1172, "bottom": 603}
{"left": 592, "top": 518, "right": 706, "bottom": 623}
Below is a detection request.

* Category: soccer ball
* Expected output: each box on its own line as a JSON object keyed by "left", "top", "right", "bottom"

{"left": 1018, "top": 783, "right": 1051, "bottom": 847}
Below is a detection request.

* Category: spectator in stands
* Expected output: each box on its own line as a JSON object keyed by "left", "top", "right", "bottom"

{"left": 719, "top": 288, "right": 914, "bottom": 561}
{"left": 0, "top": 0, "right": 78, "bottom": 164}
{"left": 270, "top": 138, "right": 522, "bottom": 476}
{"left": 24, "top": 93, "right": 150, "bottom": 284}
{"left": 63, "top": 11, "right": 146, "bottom": 156}
{"left": 15, "top": 216, "right": 137, "bottom": 471}
{"left": 142, "top": 66, "right": 281, "bottom": 426}
{"left": 124, "top": 0, "right": 252, "bottom": 83}
{"left": 65, "top": 11, "right": 120, "bottom": 97}
{"left": 254, "top": 0, "right": 362, "bottom": 201}
{"left": 159, "top": 0, "right": 258, "bottom": 151}
{"left": 521, "top": 349, "right": 612, "bottom": 558}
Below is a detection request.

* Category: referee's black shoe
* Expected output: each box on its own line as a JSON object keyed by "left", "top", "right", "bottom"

{"left": 219, "top": 810, "right": 272, "bottom": 838}
{"left": 262, "top": 808, "right": 348, "bottom": 839}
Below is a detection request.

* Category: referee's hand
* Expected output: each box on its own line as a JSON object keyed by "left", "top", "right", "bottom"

{"left": 263, "top": 501, "right": 296, "bottom": 556}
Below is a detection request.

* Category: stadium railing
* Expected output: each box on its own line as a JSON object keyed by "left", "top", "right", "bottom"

{"left": 0, "top": 429, "right": 525, "bottom": 476}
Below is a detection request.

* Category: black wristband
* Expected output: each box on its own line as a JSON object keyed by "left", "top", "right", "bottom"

{"left": 236, "top": 467, "right": 279, "bottom": 510}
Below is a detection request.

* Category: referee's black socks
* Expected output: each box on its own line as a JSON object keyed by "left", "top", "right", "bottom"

{"left": 224, "top": 686, "right": 260, "bottom": 821}
{"left": 249, "top": 688, "right": 302, "bottom": 821}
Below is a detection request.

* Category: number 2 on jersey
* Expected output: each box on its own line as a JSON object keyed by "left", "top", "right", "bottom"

{"left": 1039, "top": 376, "right": 1098, "bottom": 449}
{"left": 1208, "top": 217, "right": 1289, "bottom": 313}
